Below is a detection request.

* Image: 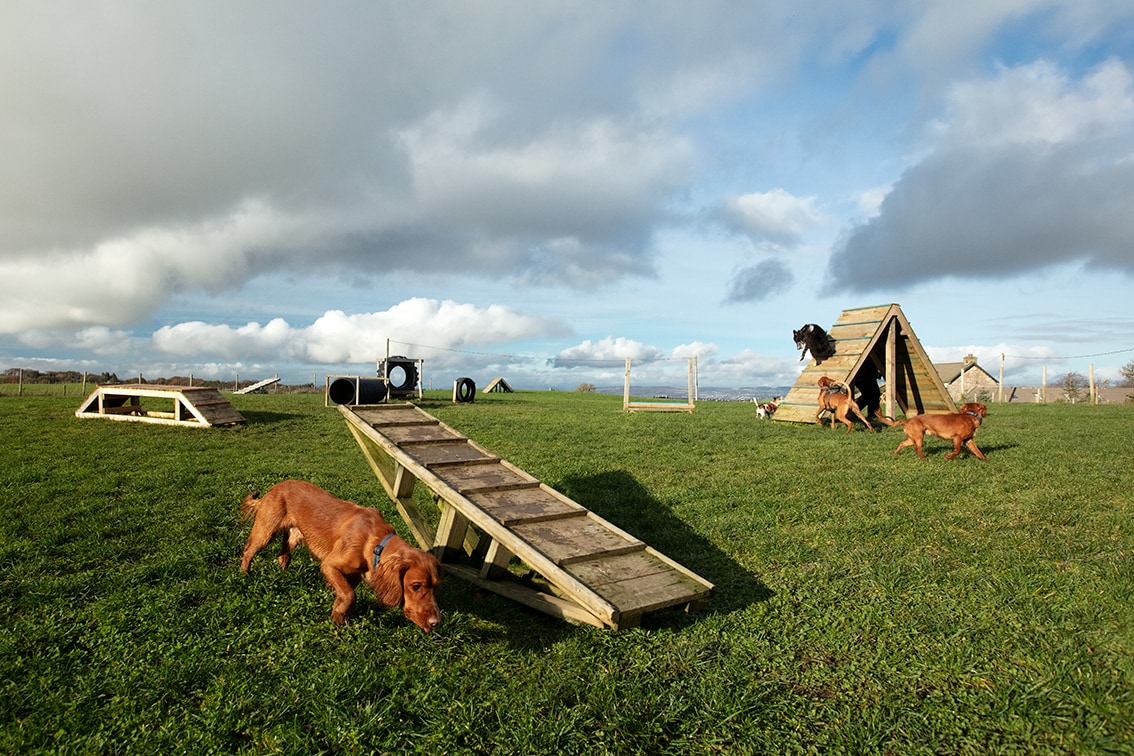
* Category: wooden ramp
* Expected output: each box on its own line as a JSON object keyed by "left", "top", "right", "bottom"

{"left": 482, "top": 377, "right": 513, "bottom": 393}
{"left": 775, "top": 303, "right": 957, "bottom": 424}
{"left": 235, "top": 376, "right": 280, "bottom": 394}
{"left": 75, "top": 385, "right": 245, "bottom": 427}
{"left": 340, "top": 403, "right": 714, "bottom": 630}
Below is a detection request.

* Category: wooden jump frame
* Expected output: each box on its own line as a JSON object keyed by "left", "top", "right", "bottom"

{"left": 74, "top": 385, "right": 245, "bottom": 427}
{"left": 340, "top": 403, "right": 713, "bottom": 629}
{"left": 623, "top": 357, "right": 696, "bottom": 413}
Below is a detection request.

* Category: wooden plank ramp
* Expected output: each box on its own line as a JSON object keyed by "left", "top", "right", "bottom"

{"left": 75, "top": 385, "right": 245, "bottom": 427}
{"left": 341, "top": 403, "right": 714, "bottom": 630}
{"left": 235, "top": 376, "right": 280, "bottom": 394}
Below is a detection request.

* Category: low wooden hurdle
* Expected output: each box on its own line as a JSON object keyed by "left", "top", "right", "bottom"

{"left": 623, "top": 357, "right": 696, "bottom": 413}
{"left": 75, "top": 385, "right": 245, "bottom": 427}
{"left": 340, "top": 403, "right": 713, "bottom": 630}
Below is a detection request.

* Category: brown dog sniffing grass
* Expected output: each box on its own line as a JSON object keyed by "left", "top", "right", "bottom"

{"left": 240, "top": 480, "right": 442, "bottom": 632}
{"left": 878, "top": 402, "right": 989, "bottom": 460}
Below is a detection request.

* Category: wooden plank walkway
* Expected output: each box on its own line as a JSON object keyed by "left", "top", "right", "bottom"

{"left": 340, "top": 403, "right": 714, "bottom": 630}
{"left": 75, "top": 385, "right": 245, "bottom": 427}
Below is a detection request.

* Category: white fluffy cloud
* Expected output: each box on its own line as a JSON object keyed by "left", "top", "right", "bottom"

{"left": 151, "top": 298, "right": 568, "bottom": 367}
{"left": 714, "top": 189, "right": 827, "bottom": 248}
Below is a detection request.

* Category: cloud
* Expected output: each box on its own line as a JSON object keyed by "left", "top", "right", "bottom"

{"left": 724, "top": 259, "right": 795, "bottom": 303}
{"left": 825, "top": 59, "right": 1134, "bottom": 294}
{"left": 712, "top": 189, "right": 827, "bottom": 248}
{"left": 551, "top": 336, "right": 665, "bottom": 368}
{"left": 151, "top": 298, "right": 568, "bottom": 367}
{"left": 711, "top": 348, "right": 802, "bottom": 387}
{"left": 0, "top": 2, "right": 778, "bottom": 334}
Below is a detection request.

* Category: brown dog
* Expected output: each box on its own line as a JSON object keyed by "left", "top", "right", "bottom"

{"left": 882, "top": 402, "right": 988, "bottom": 460}
{"left": 240, "top": 480, "right": 442, "bottom": 632}
{"left": 815, "top": 376, "right": 874, "bottom": 434}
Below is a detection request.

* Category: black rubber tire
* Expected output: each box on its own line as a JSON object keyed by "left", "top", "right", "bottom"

{"left": 454, "top": 377, "right": 476, "bottom": 403}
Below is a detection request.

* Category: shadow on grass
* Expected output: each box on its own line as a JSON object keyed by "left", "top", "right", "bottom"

{"left": 561, "top": 469, "right": 774, "bottom": 625}
{"left": 237, "top": 410, "right": 306, "bottom": 425}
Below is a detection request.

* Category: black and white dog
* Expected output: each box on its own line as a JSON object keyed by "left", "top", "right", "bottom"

{"left": 793, "top": 323, "right": 836, "bottom": 364}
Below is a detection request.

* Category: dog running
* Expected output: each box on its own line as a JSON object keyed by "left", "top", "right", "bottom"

{"left": 878, "top": 402, "right": 989, "bottom": 460}
{"left": 240, "top": 480, "right": 442, "bottom": 632}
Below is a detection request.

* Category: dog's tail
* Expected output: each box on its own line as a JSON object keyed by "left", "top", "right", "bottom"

{"left": 240, "top": 490, "right": 262, "bottom": 521}
{"left": 873, "top": 409, "right": 904, "bottom": 427}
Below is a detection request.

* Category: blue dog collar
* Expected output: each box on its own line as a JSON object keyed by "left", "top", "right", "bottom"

{"left": 372, "top": 533, "right": 396, "bottom": 570}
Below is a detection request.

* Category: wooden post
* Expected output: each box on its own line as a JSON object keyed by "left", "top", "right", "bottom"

{"left": 623, "top": 358, "right": 631, "bottom": 411}
{"left": 686, "top": 358, "right": 694, "bottom": 405}
{"left": 1042, "top": 365, "right": 1047, "bottom": 404}
{"left": 234, "top": 373, "right": 238, "bottom": 392}
{"left": 1089, "top": 364, "right": 1096, "bottom": 405}
{"left": 384, "top": 338, "right": 391, "bottom": 403}
{"left": 885, "top": 321, "right": 897, "bottom": 417}
{"left": 998, "top": 354, "right": 1004, "bottom": 403}
{"left": 959, "top": 357, "right": 965, "bottom": 402}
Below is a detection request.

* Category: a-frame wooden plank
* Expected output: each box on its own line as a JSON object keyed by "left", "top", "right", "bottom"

{"left": 775, "top": 304, "right": 957, "bottom": 424}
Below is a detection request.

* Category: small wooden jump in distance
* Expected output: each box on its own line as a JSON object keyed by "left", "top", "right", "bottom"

{"left": 75, "top": 385, "right": 245, "bottom": 427}
{"left": 235, "top": 376, "right": 280, "bottom": 395}
{"left": 623, "top": 357, "right": 695, "bottom": 413}
{"left": 340, "top": 403, "right": 713, "bottom": 630}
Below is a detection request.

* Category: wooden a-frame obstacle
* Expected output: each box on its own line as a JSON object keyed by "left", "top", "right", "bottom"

{"left": 234, "top": 375, "right": 280, "bottom": 395}
{"left": 340, "top": 403, "right": 714, "bottom": 629}
{"left": 75, "top": 385, "right": 245, "bottom": 427}
{"left": 774, "top": 303, "right": 958, "bottom": 424}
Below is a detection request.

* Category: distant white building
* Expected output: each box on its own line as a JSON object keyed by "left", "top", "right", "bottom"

{"left": 935, "top": 354, "right": 999, "bottom": 402}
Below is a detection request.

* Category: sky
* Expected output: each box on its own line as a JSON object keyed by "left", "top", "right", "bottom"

{"left": 3, "top": 1, "right": 1134, "bottom": 392}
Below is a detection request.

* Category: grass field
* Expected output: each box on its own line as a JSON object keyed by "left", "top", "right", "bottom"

{"left": 2, "top": 391, "right": 1132, "bottom": 754}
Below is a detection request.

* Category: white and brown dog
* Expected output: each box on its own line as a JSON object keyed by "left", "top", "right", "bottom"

{"left": 754, "top": 397, "right": 781, "bottom": 419}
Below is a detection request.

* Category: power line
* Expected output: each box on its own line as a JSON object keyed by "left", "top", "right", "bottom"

{"left": 386, "top": 338, "right": 690, "bottom": 366}
{"left": 1004, "top": 345, "right": 1134, "bottom": 361}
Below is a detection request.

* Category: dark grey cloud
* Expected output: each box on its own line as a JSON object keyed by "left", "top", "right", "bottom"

{"left": 724, "top": 258, "right": 795, "bottom": 303}
{"left": 824, "top": 141, "right": 1134, "bottom": 295}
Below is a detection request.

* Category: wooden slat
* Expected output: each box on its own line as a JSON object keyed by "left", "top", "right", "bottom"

{"left": 412, "top": 442, "right": 497, "bottom": 467}
{"left": 468, "top": 488, "right": 588, "bottom": 526}
{"left": 512, "top": 515, "right": 646, "bottom": 566}
{"left": 381, "top": 424, "right": 463, "bottom": 444}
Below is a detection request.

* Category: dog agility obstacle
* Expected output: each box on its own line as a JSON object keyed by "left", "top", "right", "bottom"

{"left": 775, "top": 303, "right": 957, "bottom": 424}
{"left": 75, "top": 384, "right": 245, "bottom": 427}
{"left": 623, "top": 357, "right": 696, "bottom": 413}
{"left": 340, "top": 403, "right": 713, "bottom": 629}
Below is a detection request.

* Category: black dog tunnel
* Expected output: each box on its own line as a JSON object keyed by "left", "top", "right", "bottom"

{"left": 453, "top": 377, "right": 476, "bottom": 403}
{"left": 328, "top": 377, "right": 389, "bottom": 405}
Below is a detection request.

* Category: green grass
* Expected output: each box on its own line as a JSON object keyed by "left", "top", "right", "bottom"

{"left": 2, "top": 391, "right": 1132, "bottom": 754}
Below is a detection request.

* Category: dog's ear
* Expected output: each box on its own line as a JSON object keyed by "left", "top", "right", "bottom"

{"left": 371, "top": 549, "right": 407, "bottom": 607}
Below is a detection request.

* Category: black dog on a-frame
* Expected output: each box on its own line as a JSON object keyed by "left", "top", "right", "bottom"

{"left": 793, "top": 323, "right": 836, "bottom": 364}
